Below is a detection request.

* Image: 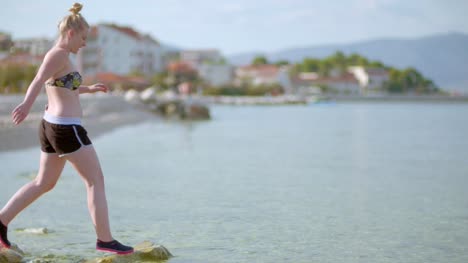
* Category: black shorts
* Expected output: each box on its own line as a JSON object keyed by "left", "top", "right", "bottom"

{"left": 39, "top": 119, "right": 92, "bottom": 157}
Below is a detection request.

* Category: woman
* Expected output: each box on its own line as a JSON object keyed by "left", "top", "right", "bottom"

{"left": 0, "top": 3, "right": 133, "bottom": 255}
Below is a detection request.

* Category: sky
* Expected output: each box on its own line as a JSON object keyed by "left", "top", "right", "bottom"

{"left": 1, "top": 0, "right": 467, "bottom": 55}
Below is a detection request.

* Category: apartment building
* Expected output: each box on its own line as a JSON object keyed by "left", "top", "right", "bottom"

{"left": 77, "top": 24, "right": 163, "bottom": 77}
{"left": 14, "top": 38, "right": 53, "bottom": 56}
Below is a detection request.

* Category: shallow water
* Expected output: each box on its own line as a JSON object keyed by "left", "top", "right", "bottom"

{"left": 1, "top": 102, "right": 468, "bottom": 262}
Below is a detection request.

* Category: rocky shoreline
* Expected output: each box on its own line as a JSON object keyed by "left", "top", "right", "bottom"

{"left": 0, "top": 240, "right": 172, "bottom": 263}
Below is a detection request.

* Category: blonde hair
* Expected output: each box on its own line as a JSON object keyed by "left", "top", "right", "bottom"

{"left": 58, "top": 3, "right": 89, "bottom": 37}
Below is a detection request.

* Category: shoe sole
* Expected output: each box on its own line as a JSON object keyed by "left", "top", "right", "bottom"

{"left": 0, "top": 238, "right": 10, "bottom": 249}
{"left": 96, "top": 247, "right": 134, "bottom": 255}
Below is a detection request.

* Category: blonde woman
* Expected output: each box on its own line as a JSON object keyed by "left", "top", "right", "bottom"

{"left": 0, "top": 3, "right": 133, "bottom": 255}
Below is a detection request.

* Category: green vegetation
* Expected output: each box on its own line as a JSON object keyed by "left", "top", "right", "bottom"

{"left": 0, "top": 64, "right": 38, "bottom": 93}
{"left": 384, "top": 67, "right": 438, "bottom": 93}
{"left": 292, "top": 51, "right": 386, "bottom": 76}
{"left": 0, "top": 32, "right": 13, "bottom": 52}
{"left": 293, "top": 51, "right": 437, "bottom": 93}
{"left": 128, "top": 69, "right": 145, "bottom": 77}
{"left": 150, "top": 71, "right": 170, "bottom": 90}
{"left": 0, "top": 49, "right": 438, "bottom": 95}
{"left": 251, "top": 55, "right": 269, "bottom": 65}
{"left": 203, "top": 83, "right": 283, "bottom": 96}
{"left": 275, "top": 60, "right": 290, "bottom": 66}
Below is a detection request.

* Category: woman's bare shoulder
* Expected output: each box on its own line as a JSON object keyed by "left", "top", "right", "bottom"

{"left": 43, "top": 47, "right": 69, "bottom": 65}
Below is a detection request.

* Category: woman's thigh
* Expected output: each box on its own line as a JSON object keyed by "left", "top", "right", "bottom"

{"left": 36, "top": 152, "right": 66, "bottom": 186}
{"left": 65, "top": 146, "right": 103, "bottom": 183}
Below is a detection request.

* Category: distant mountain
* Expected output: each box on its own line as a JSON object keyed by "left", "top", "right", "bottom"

{"left": 228, "top": 32, "right": 468, "bottom": 92}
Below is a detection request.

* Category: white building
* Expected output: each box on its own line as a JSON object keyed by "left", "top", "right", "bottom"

{"left": 198, "top": 64, "right": 233, "bottom": 86}
{"left": 234, "top": 65, "right": 292, "bottom": 89}
{"left": 321, "top": 73, "right": 361, "bottom": 94}
{"left": 180, "top": 49, "right": 222, "bottom": 69}
{"left": 77, "top": 24, "right": 163, "bottom": 77}
{"left": 179, "top": 49, "right": 234, "bottom": 86}
{"left": 292, "top": 71, "right": 361, "bottom": 95}
{"left": 14, "top": 38, "right": 53, "bottom": 56}
{"left": 235, "top": 65, "right": 280, "bottom": 86}
{"left": 348, "top": 66, "right": 389, "bottom": 93}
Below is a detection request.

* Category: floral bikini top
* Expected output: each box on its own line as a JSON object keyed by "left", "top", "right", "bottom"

{"left": 46, "top": 71, "right": 82, "bottom": 90}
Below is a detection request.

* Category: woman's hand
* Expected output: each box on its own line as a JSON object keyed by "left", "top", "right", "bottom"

{"left": 12, "top": 102, "right": 32, "bottom": 125}
{"left": 88, "top": 83, "right": 109, "bottom": 93}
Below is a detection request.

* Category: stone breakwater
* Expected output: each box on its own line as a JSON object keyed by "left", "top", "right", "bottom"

{"left": 124, "top": 88, "right": 211, "bottom": 120}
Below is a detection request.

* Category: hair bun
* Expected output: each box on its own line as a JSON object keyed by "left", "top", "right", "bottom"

{"left": 69, "top": 3, "right": 83, "bottom": 15}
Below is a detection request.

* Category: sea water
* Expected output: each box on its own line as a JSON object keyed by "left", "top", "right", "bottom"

{"left": 1, "top": 102, "right": 467, "bottom": 262}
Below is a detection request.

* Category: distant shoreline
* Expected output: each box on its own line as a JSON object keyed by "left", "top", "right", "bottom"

{"left": 1, "top": 93, "right": 466, "bottom": 152}
{"left": 324, "top": 94, "right": 468, "bottom": 103}
{"left": 199, "top": 94, "right": 468, "bottom": 105}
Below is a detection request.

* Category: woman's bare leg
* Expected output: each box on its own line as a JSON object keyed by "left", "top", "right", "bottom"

{"left": 65, "top": 145, "right": 113, "bottom": 242}
{"left": 0, "top": 152, "right": 66, "bottom": 225}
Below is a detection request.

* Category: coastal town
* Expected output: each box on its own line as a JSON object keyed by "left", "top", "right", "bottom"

{"left": 1, "top": 23, "right": 455, "bottom": 106}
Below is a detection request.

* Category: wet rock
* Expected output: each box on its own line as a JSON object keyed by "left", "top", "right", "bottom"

{"left": 182, "top": 102, "right": 210, "bottom": 120}
{"left": 124, "top": 90, "right": 140, "bottom": 104}
{"left": 122, "top": 88, "right": 210, "bottom": 120}
{"left": 29, "top": 253, "right": 84, "bottom": 263}
{"left": 155, "top": 100, "right": 210, "bottom": 120}
{"left": 159, "top": 90, "right": 177, "bottom": 101}
{"left": 85, "top": 241, "right": 172, "bottom": 263}
{"left": 140, "top": 87, "right": 157, "bottom": 103}
{"left": 0, "top": 243, "right": 25, "bottom": 263}
{"left": 17, "top": 170, "right": 37, "bottom": 179}
{"left": 16, "top": 227, "right": 49, "bottom": 234}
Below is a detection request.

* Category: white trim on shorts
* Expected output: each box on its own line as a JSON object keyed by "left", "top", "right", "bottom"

{"left": 72, "top": 125, "right": 85, "bottom": 146}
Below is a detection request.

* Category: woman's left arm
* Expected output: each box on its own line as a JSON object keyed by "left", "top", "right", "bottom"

{"left": 79, "top": 83, "right": 108, "bottom": 94}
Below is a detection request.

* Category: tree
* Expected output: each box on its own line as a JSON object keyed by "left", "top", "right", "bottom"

{"left": 329, "top": 51, "right": 347, "bottom": 73}
{"left": 318, "top": 59, "right": 333, "bottom": 77}
{"left": 128, "top": 69, "right": 144, "bottom": 77}
{"left": 0, "top": 64, "right": 38, "bottom": 93}
{"left": 290, "top": 51, "right": 438, "bottom": 94}
{"left": 150, "top": 71, "right": 169, "bottom": 90}
{"left": 275, "top": 60, "right": 290, "bottom": 66}
{"left": 347, "top": 53, "right": 362, "bottom": 65}
{"left": 300, "top": 58, "right": 320, "bottom": 72}
{"left": 383, "top": 67, "right": 437, "bottom": 93}
{"left": 252, "top": 56, "right": 268, "bottom": 65}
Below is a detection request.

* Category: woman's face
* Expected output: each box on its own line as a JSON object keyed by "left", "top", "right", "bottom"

{"left": 69, "top": 28, "right": 88, "bottom": 54}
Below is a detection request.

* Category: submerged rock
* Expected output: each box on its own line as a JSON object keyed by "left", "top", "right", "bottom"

{"left": 15, "top": 227, "right": 49, "bottom": 234}
{"left": 0, "top": 243, "right": 25, "bottom": 263}
{"left": 120, "top": 88, "right": 210, "bottom": 120}
{"left": 140, "top": 87, "right": 157, "bottom": 103}
{"left": 17, "top": 170, "right": 37, "bottom": 179}
{"left": 181, "top": 102, "right": 210, "bottom": 120}
{"left": 85, "top": 241, "right": 172, "bottom": 263}
{"left": 29, "top": 253, "right": 85, "bottom": 263}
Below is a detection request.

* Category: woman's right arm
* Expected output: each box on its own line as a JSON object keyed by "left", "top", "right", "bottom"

{"left": 12, "top": 49, "right": 67, "bottom": 125}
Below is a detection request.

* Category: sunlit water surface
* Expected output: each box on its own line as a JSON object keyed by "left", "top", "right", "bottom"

{"left": 1, "top": 103, "right": 467, "bottom": 262}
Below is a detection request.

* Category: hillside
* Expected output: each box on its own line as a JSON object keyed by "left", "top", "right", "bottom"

{"left": 228, "top": 32, "right": 468, "bottom": 92}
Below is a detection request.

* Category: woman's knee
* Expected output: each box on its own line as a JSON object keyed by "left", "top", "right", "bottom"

{"left": 83, "top": 172, "right": 105, "bottom": 188}
{"left": 34, "top": 177, "right": 57, "bottom": 193}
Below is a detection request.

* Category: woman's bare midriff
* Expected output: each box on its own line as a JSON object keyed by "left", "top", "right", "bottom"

{"left": 45, "top": 85, "right": 83, "bottom": 118}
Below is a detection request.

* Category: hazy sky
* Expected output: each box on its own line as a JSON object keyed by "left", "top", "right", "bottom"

{"left": 1, "top": 0, "right": 467, "bottom": 55}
